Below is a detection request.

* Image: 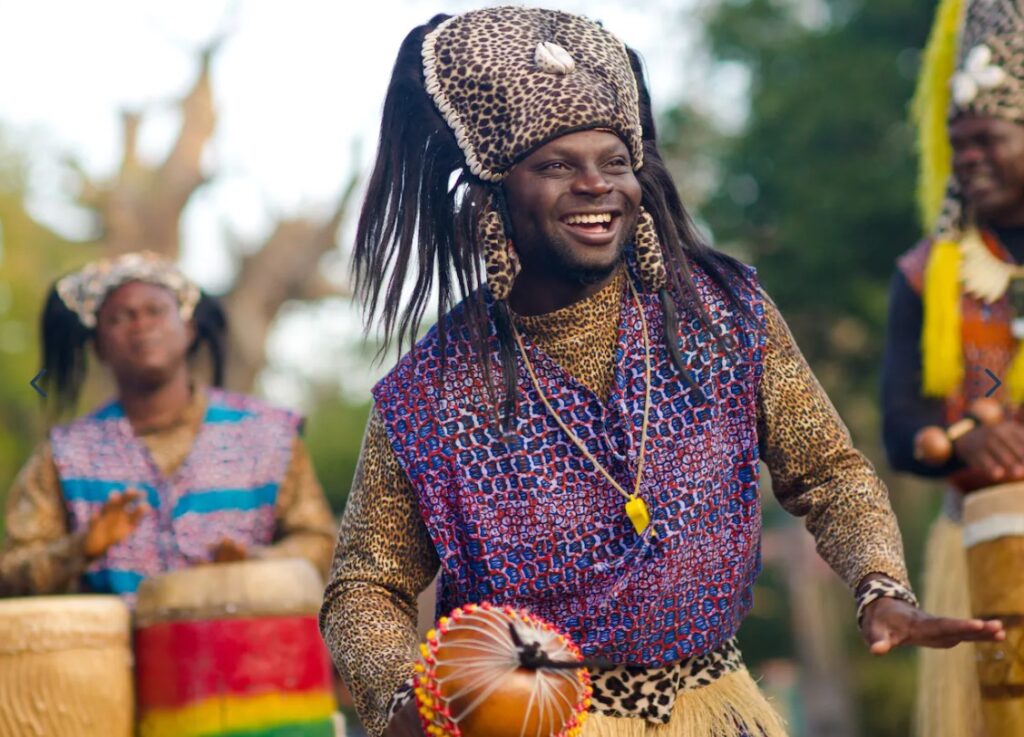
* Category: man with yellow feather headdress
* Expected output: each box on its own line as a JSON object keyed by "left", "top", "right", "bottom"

{"left": 882, "top": 0, "right": 1024, "bottom": 734}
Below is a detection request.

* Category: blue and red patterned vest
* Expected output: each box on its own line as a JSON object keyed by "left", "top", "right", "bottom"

{"left": 50, "top": 388, "right": 301, "bottom": 600}
{"left": 373, "top": 261, "right": 767, "bottom": 666}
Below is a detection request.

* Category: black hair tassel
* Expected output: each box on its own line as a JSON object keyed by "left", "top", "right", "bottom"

{"left": 658, "top": 287, "right": 707, "bottom": 404}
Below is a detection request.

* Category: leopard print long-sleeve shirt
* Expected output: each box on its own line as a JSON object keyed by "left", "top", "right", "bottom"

{"left": 320, "top": 268, "right": 911, "bottom": 736}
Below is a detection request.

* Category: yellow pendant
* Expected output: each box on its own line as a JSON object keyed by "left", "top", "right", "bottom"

{"left": 624, "top": 494, "right": 651, "bottom": 535}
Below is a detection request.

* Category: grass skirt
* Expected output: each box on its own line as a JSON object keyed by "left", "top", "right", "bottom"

{"left": 914, "top": 514, "right": 985, "bottom": 737}
{"left": 582, "top": 667, "right": 788, "bottom": 737}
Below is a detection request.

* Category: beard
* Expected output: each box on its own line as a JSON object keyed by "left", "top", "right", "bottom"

{"left": 531, "top": 211, "right": 637, "bottom": 285}
{"left": 546, "top": 236, "right": 626, "bottom": 284}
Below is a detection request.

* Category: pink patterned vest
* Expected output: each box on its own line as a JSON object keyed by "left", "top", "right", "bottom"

{"left": 373, "top": 262, "right": 767, "bottom": 666}
{"left": 50, "top": 388, "right": 301, "bottom": 601}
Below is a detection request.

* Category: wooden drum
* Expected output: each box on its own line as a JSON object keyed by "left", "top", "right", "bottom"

{"left": 0, "top": 595, "right": 133, "bottom": 737}
{"left": 963, "top": 482, "right": 1024, "bottom": 735}
{"left": 134, "top": 558, "right": 336, "bottom": 737}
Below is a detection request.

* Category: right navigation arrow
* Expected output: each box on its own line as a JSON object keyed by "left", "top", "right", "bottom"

{"left": 984, "top": 368, "right": 1002, "bottom": 398}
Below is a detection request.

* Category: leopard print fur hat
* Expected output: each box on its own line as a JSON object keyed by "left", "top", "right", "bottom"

{"left": 951, "top": 0, "right": 1024, "bottom": 124}
{"left": 917, "top": 0, "right": 1024, "bottom": 238}
{"left": 421, "top": 6, "right": 644, "bottom": 183}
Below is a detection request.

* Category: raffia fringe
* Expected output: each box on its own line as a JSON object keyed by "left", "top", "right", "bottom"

{"left": 582, "top": 668, "right": 788, "bottom": 737}
{"left": 914, "top": 515, "right": 985, "bottom": 737}
{"left": 1006, "top": 343, "right": 1024, "bottom": 404}
{"left": 921, "top": 239, "right": 964, "bottom": 397}
{"left": 911, "top": 0, "right": 964, "bottom": 230}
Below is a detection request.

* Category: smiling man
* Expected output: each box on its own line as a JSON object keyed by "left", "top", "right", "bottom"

{"left": 321, "top": 8, "right": 1004, "bottom": 737}
{"left": 881, "top": 1, "right": 1024, "bottom": 735}
{"left": 0, "top": 252, "right": 336, "bottom": 603}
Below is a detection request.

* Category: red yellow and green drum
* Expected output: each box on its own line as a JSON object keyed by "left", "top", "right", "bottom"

{"left": 134, "top": 558, "right": 336, "bottom": 737}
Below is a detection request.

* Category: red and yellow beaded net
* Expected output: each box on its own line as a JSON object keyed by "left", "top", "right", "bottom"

{"left": 414, "top": 602, "right": 592, "bottom": 737}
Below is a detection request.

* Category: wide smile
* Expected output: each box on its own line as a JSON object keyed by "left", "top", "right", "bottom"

{"left": 959, "top": 167, "right": 999, "bottom": 192}
{"left": 558, "top": 210, "right": 623, "bottom": 246}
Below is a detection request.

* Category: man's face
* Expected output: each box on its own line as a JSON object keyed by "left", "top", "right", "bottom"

{"left": 502, "top": 130, "right": 642, "bottom": 284}
{"left": 94, "top": 281, "right": 194, "bottom": 389}
{"left": 951, "top": 116, "right": 1024, "bottom": 227}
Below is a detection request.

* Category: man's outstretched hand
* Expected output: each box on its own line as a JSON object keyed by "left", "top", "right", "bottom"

{"left": 861, "top": 597, "right": 1005, "bottom": 655}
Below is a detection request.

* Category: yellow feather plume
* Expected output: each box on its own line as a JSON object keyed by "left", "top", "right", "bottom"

{"left": 1007, "top": 346, "right": 1024, "bottom": 403}
{"left": 912, "top": 0, "right": 966, "bottom": 231}
{"left": 922, "top": 240, "right": 964, "bottom": 396}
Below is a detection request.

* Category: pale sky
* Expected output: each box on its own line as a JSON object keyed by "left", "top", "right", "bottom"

{"left": 0, "top": 0, "right": 747, "bottom": 407}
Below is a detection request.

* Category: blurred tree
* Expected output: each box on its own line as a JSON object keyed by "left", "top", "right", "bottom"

{"left": 700, "top": 0, "right": 931, "bottom": 399}
{"left": 0, "top": 45, "right": 362, "bottom": 533}
{"left": 70, "top": 44, "right": 357, "bottom": 393}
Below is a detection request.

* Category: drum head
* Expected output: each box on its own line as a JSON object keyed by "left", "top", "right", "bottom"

{"left": 134, "top": 557, "right": 324, "bottom": 627}
{"left": 0, "top": 595, "right": 129, "bottom": 654}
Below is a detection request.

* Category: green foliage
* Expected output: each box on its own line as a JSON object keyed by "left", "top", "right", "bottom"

{"left": 700, "top": 0, "right": 934, "bottom": 395}
{"left": 0, "top": 131, "right": 99, "bottom": 537}
{"left": 302, "top": 392, "right": 372, "bottom": 514}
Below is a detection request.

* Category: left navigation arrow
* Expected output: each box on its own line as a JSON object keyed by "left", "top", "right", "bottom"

{"left": 30, "top": 369, "right": 47, "bottom": 398}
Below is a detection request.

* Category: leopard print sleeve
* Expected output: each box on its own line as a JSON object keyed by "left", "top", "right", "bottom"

{"left": 755, "top": 290, "right": 912, "bottom": 592}
{"left": 319, "top": 407, "right": 440, "bottom": 737}
{"left": 0, "top": 440, "right": 88, "bottom": 597}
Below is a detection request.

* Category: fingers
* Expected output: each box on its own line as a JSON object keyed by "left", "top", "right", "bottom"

{"left": 909, "top": 616, "right": 1005, "bottom": 648}
{"left": 869, "top": 637, "right": 892, "bottom": 656}
{"left": 973, "top": 423, "right": 1024, "bottom": 477}
{"left": 868, "top": 626, "right": 910, "bottom": 655}
{"left": 101, "top": 489, "right": 149, "bottom": 531}
{"left": 984, "top": 426, "right": 1024, "bottom": 476}
{"left": 957, "top": 423, "right": 1024, "bottom": 478}
{"left": 861, "top": 601, "right": 1006, "bottom": 655}
{"left": 127, "top": 504, "right": 149, "bottom": 527}
{"left": 210, "top": 538, "right": 247, "bottom": 563}
{"left": 1001, "top": 423, "right": 1024, "bottom": 474}
{"left": 104, "top": 488, "right": 143, "bottom": 511}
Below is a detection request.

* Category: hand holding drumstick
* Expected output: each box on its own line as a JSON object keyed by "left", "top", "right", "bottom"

{"left": 914, "top": 398, "right": 1024, "bottom": 480}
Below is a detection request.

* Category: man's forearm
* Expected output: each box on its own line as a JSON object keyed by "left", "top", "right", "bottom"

{"left": 321, "top": 580, "right": 422, "bottom": 737}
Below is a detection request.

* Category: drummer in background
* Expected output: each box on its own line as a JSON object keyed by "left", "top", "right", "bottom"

{"left": 0, "top": 252, "right": 337, "bottom": 603}
{"left": 881, "top": 1, "right": 1024, "bottom": 735}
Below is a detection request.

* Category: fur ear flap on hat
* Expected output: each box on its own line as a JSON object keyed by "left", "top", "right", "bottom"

{"left": 480, "top": 199, "right": 521, "bottom": 301}
{"left": 634, "top": 207, "right": 667, "bottom": 293}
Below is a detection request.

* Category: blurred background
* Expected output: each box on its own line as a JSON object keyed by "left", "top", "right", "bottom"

{"left": 0, "top": 0, "right": 944, "bottom": 734}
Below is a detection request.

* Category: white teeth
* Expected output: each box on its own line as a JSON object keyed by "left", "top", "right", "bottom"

{"left": 564, "top": 213, "right": 613, "bottom": 225}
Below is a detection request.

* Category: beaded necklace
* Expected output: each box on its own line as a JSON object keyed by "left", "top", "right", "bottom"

{"left": 513, "top": 277, "right": 654, "bottom": 536}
